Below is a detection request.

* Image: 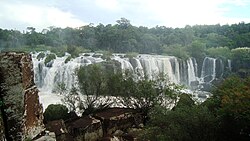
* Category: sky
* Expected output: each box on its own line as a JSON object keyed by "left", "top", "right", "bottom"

{"left": 1, "top": 0, "right": 250, "bottom": 31}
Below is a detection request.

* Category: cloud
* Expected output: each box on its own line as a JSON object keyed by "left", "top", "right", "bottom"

{"left": 95, "top": 0, "right": 120, "bottom": 11}
{"left": 0, "top": 0, "right": 250, "bottom": 31}
{"left": 115, "top": 0, "right": 250, "bottom": 27}
{"left": 224, "top": 0, "right": 250, "bottom": 6}
{"left": 0, "top": 1, "right": 86, "bottom": 31}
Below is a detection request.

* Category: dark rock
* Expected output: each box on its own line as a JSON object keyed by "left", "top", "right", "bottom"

{"left": 94, "top": 108, "right": 143, "bottom": 135}
{"left": 190, "top": 80, "right": 199, "bottom": 89}
{"left": 129, "top": 58, "right": 138, "bottom": 69}
{"left": 198, "top": 93, "right": 208, "bottom": 99}
{"left": 45, "top": 60, "right": 54, "bottom": 67}
{"left": 45, "top": 120, "right": 73, "bottom": 141}
{"left": 200, "top": 83, "right": 213, "bottom": 91}
{"left": 93, "top": 53, "right": 102, "bottom": 58}
{"left": 83, "top": 53, "right": 91, "bottom": 56}
{"left": 65, "top": 116, "right": 103, "bottom": 141}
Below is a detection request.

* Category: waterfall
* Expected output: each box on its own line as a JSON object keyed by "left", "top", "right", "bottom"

{"left": 33, "top": 52, "right": 226, "bottom": 93}
{"left": 228, "top": 59, "right": 232, "bottom": 71}
{"left": 201, "top": 57, "right": 216, "bottom": 82}
{"left": 187, "top": 58, "right": 197, "bottom": 85}
{"left": 139, "top": 55, "right": 160, "bottom": 79}
{"left": 112, "top": 56, "right": 134, "bottom": 72}
{"left": 32, "top": 52, "right": 104, "bottom": 93}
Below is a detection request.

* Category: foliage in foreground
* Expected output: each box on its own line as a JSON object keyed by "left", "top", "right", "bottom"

{"left": 140, "top": 76, "right": 250, "bottom": 141}
{"left": 63, "top": 63, "right": 183, "bottom": 119}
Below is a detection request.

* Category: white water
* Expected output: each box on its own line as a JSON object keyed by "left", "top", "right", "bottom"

{"left": 187, "top": 58, "right": 197, "bottom": 85}
{"left": 32, "top": 52, "right": 226, "bottom": 109}
{"left": 201, "top": 57, "right": 216, "bottom": 82}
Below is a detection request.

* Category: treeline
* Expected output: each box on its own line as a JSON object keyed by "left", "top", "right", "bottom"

{"left": 1, "top": 18, "right": 250, "bottom": 54}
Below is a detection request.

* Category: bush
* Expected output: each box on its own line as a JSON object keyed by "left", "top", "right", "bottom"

{"left": 43, "top": 104, "right": 68, "bottom": 123}
{"left": 44, "top": 54, "right": 56, "bottom": 65}
{"left": 67, "top": 46, "right": 79, "bottom": 58}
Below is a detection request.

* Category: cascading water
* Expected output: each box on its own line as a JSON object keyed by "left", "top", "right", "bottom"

{"left": 201, "top": 57, "right": 216, "bottom": 82}
{"left": 187, "top": 58, "right": 197, "bottom": 85}
{"left": 32, "top": 52, "right": 230, "bottom": 109}
{"left": 139, "top": 55, "right": 160, "bottom": 79}
{"left": 33, "top": 52, "right": 227, "bottom": 94}
{"left": 32, "top": 52, "right": 104, "bottom": 93}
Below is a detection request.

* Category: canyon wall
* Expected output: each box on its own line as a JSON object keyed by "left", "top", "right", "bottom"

{"left": 0, "top": 52, "right": 44, "bottom": 140}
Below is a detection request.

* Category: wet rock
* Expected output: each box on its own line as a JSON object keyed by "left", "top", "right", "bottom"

{"left": 203, "top": 75, "right": 213, "bottom": 82}
{"left": 200, "top": 83, "right": 213, "bottom": 91}
{"left": 190, "top": 80, "right": 199, "bottom": 89}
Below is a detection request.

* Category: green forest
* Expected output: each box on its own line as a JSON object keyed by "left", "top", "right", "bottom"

{"left": 1, "top": 18, "right": 250, "bottom": 55}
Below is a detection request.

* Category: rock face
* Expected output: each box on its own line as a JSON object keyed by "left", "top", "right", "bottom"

{"left": 46, "top": 108, "right": 143, "bottom": 141}
{"left": 0, "top": 52, "right": 44, "bottom": 140}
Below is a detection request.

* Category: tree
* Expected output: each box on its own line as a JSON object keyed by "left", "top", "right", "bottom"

{"left": 231, "top": 47, "right": 250, "bottom": 75}
{"left": 141, "top": 94, "right": 217, "bottom": 141}
{"left": 187, "top": 40, "right": 206, "bottom": 59}
{"left": 115, "top": 72, "right": 182, "bottom": 124}
{"left": 116, "top": 18, "right": 131, "bottom": 29}
{"left": 206, "top": 46, "right": 231, "bottom": 60}
{"left": 211, "top": 76, "right": 250, "bottom": 141}
{"left": 62, "top": 85, "right": 83, "bottom": 112}
{"left": 76, "top": 64, "right": 112, "bottom": 115}
{"left": 163, "top": 44, "right": 189, "bottom": 59}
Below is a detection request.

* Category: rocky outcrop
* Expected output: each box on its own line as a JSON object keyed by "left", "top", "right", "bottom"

{"left": 0, "top": 52, "right": 44, "bottom": 140}
{"left": 46, "top": 108, "right": 143, "bottom": 141}
{"left": 66, "top": 116, "right": 103, "bottom": 141}
{"left": 94, "top": 108, "right": 143, "bottom": 136}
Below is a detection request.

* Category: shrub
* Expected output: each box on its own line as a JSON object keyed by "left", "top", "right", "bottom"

{"left": 44, "top": 54, "right": 56, "bottom": 65}
{"left": 43, "top": 104, "right": 68, "bottom": 123}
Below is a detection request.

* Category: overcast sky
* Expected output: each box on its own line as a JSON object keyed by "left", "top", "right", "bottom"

{"left": 1, "top": 0, "right": 250, "bottom": 31}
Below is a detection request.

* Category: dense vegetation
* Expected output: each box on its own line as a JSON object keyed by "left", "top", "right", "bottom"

{"left": 59, "top": 62, "right": 250, "bottom": 140}
{"left": 1, "top": 18, "right": 250, "bottom": 56}
{"left": 140, "top": 76, "right": 250, "bottom": 141}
